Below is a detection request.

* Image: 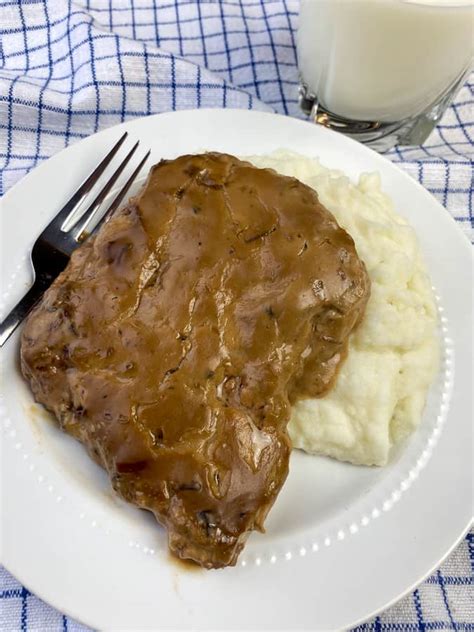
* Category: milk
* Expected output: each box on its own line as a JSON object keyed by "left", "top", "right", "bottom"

{"left": 297, "top": 0, "right": 474, "bottom": 122}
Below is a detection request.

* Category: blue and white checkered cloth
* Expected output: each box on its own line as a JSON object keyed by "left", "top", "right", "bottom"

{"left": 0, "top": 1, "right": 472, "bottom": 630}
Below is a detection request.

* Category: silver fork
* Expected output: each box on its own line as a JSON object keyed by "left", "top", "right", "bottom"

{"left": 0, "top": 132, "right": 150, "bottom": 347}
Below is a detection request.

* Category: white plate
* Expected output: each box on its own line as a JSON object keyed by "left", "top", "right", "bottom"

{"left": 0, "top": 110, "right": 472, "bottom": 631}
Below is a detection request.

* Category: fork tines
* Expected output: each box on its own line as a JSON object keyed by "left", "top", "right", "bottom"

{"left": 59, "top": 135, "right": 149, "bottom": 242}
{"left": 50, "top": 132, "right": 150, "bottom": 241}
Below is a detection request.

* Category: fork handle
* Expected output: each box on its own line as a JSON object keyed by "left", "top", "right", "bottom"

{"left": 0, "top": 281, "right": 45, "bottom": 348}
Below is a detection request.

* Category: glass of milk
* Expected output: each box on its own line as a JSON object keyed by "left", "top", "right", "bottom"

{"left": 297, "top": 0, "right": 474, "bottom": 151}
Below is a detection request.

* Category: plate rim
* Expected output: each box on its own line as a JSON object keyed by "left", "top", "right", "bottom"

{"left": 1, "top": 108, "right": 472, "bottom": 630}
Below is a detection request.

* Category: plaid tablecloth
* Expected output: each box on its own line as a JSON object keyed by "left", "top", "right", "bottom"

{"left": 0, "top": 1, "right": 472, "bottom": 630}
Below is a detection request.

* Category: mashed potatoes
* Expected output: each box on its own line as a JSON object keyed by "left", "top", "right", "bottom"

{"left": 248, "top": 151, "right": 439, "bottom": 466}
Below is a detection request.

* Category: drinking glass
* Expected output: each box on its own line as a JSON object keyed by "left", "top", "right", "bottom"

{"left": 297, "top": 0, "right": 474, "bottom": 152}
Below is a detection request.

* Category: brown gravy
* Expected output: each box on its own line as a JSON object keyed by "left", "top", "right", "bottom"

{"left": 21, "top": 153, "right": 370, "bottom": 568}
